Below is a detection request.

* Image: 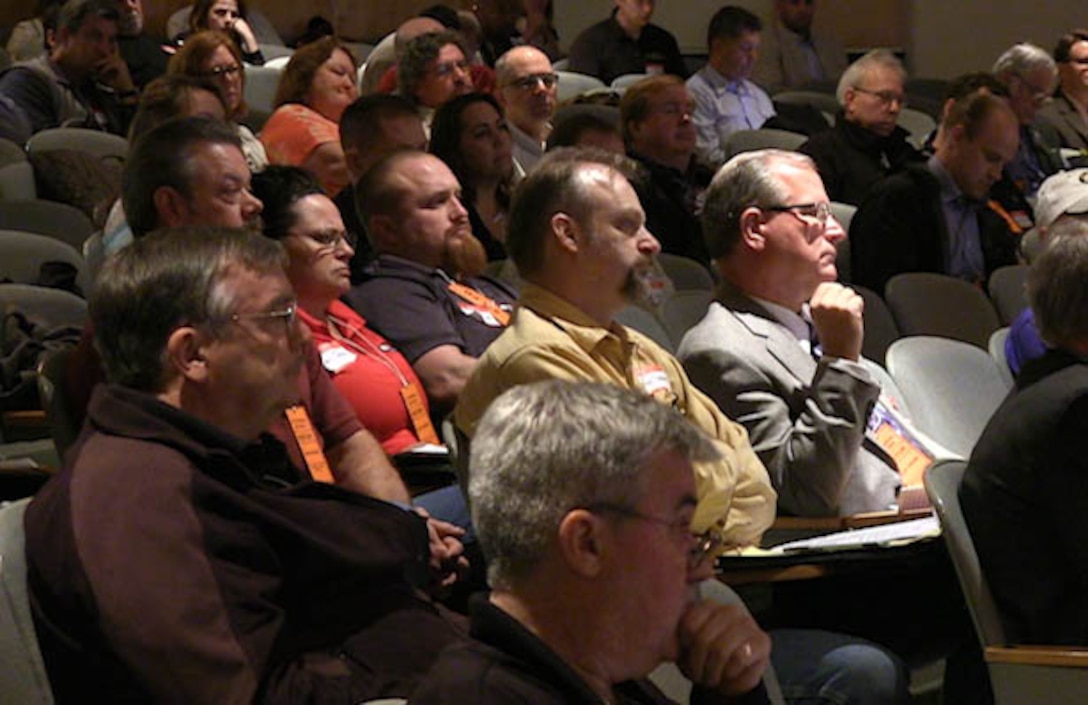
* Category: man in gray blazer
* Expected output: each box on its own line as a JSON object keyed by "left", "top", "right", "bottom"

{"left": 678, "top": 149, "right": 900, "bottom": 516}
{"left": 1037, "top": 30, "right": 1088, "bottom": 152}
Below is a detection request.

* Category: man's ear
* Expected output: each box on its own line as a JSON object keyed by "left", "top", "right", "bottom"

{"left": 152, "top": 186, "right": 189, "bottom": 228}
{"left": 342, "top": 145, "right": 364, "bottom": 182}
{"left": 165, "top": 326, "right": 210, "bottom": 383}
{"left": 367, "top": 213, "right": 397, "bottom": 250}
{"left": 551, "top": 212, "right": 581, "bottom": 253}
{"left": 557, "top": 509, "right": 606, "bottom": 577}
{"left": 739, "top": 206, "right": 766, "bottom": 251}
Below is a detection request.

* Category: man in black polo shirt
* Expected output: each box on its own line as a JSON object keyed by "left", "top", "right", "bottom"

{"left": 568, "top": 0, "right": 687, "bottom": 85}
{"left": 345, "top": 150, "right": 517, "bottom": 416}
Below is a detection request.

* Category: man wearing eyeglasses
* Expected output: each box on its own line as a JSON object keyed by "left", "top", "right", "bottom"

{"left": 678, "top": 149, "right": 901, "bottom": 517}
{"left": 799, "top": 50, "right": 923, "bottom": 206}
{"left": 622, "top": 74, "right": 714, "bottom": 265}
{"left": 850, "top": 90, "right": 1020, "bottom": 294}
{"left": 992, "top": 43, "right": 1063, "bottom": 202}
{"left": 1037, "top": 30, "right": 1088, "bottom": 152}
{"left": 495, "top": 45, "right": 557, "bottom": 175}
{"left": 398, "top": 31, "right": 476, "bottom": 128}
{"left": 27, "top": 227, "right": 467, "bottom": 702}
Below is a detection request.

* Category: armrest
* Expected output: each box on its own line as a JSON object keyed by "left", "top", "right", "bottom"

{"left": 986, "top": 646, "right": 1088, "bottom": 668}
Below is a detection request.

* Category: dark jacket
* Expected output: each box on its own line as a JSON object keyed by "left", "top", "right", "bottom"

{"left": 26, "top": 385, "right": 464, "bottom": 703}
{"left": 962, "top": 350, "right": 1088, "bottom": 644}
{"left": 849, "top": 163, "right": 1019, "bottom": 294}
{"left": 800, "top": 116, "right": 923, "bottom": 206}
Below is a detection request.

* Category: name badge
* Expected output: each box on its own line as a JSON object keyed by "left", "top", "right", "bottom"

{"left": 318, "top": 342, "right": 357, "bottom": 374}
{"left": 634, "top": 363, "right": 672, "bottom": 397}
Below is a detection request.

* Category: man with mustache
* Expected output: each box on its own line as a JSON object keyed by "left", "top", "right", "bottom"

{"left": 346, "top": 150, "right": 517, "bottom": 415}
{"left": 454, "top": 148, "right": 776, "bottom": 549}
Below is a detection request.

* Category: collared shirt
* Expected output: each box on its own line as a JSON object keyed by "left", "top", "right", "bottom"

{"left": 687, "top": 65, "right": 776, "bottom": 168}
{"left": 1005, "top": 124, "right": 1048, "bottom": 197}
{"left": 509, "top": 121, "right": 546, "bottom": 177}
{"left": 454, "top": 283, "right": 776, "bottom": 546}
{"left": 929, "top": 155, "right": 985, "bottom": 283}
{"left": 752, "top": 296, "right": 813, "bottom": 354}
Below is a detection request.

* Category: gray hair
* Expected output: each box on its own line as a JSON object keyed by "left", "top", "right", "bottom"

{"left": 469, "top": 380, "right": 718, "bottom": 590}
{"left": 992, "top": 43, "right": 1057, "bottom": 80}
{"left": 1029, "top": 219, "right": 1088, "bottom": 350}
{"left": 91, "top": 226, "right": 285, "bottom": 392}
{"left": 836, "top": 49, "right": 907, "bottom": 105}
{"left": 702, "top": 149, "right": 816, "bottom": 260}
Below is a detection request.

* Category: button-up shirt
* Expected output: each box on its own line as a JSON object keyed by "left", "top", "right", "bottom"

{"left": 687, "top": 65, "right": 776, "bottom": 168}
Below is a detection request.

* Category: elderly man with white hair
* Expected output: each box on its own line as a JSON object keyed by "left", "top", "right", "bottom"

{"left": 992, "top": 42, "right": 1062, "bottom": 199}
{"left": 799, "top": 49, "right": 923, "bottom": 205}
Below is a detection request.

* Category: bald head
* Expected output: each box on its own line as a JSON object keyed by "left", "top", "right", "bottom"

{"left": 394, "top": 16, "right": 445, "bottom": 56}
{"left": 496, "top": 45, "right": 557, "bottom": 138}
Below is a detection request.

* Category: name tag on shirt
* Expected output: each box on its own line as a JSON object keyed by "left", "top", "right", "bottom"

{"left": 867, "top": 398, "right": 933, "bottom": 487}
{"left": 634, "top": 363, "right": 672, "bottom": 397}
{"left": 318, "top": 342, "right": 357, "bottom": 374}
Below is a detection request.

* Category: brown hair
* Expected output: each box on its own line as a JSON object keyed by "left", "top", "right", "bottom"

{"left": 273, "top": 36, "right": 357, "bottom": 109}
{"left": 167, "top": 30, "right": 248, "bottom": 119}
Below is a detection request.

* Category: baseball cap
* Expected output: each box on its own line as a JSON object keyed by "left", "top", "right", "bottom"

{"left": 1033, "top": 168, "right": 1088, "bottom": 230}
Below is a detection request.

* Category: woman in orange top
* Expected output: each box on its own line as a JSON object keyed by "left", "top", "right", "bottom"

{"left": 260, "top": 37, "right": 358, "bottom": 197}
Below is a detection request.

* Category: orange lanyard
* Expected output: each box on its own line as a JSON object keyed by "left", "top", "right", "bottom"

{"left": 447, "top": 281, "right": 511, "bottom": 326}
{"left": 284, "top": 405, "right": 334, "bottom": 483}
{"left": 326, "top": 314, "right": 441, "bottom": 445}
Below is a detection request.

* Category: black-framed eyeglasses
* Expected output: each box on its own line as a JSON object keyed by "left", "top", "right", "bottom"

{"left": 228, "top": 302, "right": 298, "bottom": 334}
{"left": 294, "top": 230, "right": 357, "bottom": 253}
{"left": 582, "top": 502, "right": 725, "bottom": 570}
{"left": 201, "top": 64, "right": 241, "bottom": 78}
{"left": 852, "top": 86, "right": 906, "bottom": 108}
{"left": 506, "top": 72, "right": 559, "bottom": 91}
{"left": 763, "top": 201, "right": 832, "bottom": 227}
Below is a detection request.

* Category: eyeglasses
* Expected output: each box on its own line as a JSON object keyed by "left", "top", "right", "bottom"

{"left": 201, "top": 63, "right": 241, "bottom": 79}
{"left": 294, "top": 230, "right": 357, "bottom": 253}
{"left": 852, "top": 86, "right": 906, "bottom": 108}
{"left": 763, "top": 202, "right": 832, "bottom": 227}
{"left": 1013, "top": 75, "right": 1053, "bottom": 103}
{"left": 583, "top": 502, "right": 726, "bottom": 570}
{"left": 431, "top": 59, "right": 469, "bottom": 78}
{"left": 228, "top": 302, "right": 298, "bottom": 334}
{"left": 505, "top": 72, "right": 559, "bottom": 91}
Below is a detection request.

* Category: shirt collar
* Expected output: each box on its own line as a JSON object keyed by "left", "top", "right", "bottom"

{"left": 750, "top": 295, "right": 810, "bottom": 342}
{"left": 928, "top": 153, "right": 965, "bottom": 206}
{"left": 519, "top": 282, "right": 632, "bottom": 354}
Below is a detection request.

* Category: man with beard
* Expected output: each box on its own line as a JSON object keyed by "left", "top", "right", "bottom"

{"left": 495, "top": 45, "right": 558, "bottom": 175}
{"left": 111, "top": 0, "right": 168, "bottom": 90}
{"left": 678, "top": 150, "right": 900, "bottom": 517}
{"left": 622, "top": 74, "right": 713, "bottom": 264}
{"left": 454, "top": 148, "right": 777, "bottom": 549}
{"left": 345, "top": 150, "right": 517, "bottom": 415}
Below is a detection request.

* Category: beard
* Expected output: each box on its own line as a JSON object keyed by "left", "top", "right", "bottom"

{"left": 442, "top": 231, "right": 489, "bottom": 279}
{"left": 623, "top": 256, "right": 672, "bottom": 311}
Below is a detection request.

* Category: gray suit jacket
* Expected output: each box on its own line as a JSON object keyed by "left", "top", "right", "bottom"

{"left": 678, "top": 289, "right": 900, "bottom": 516}
{"left": 1037, "top": 92, "right": 1088, "bottom": 152}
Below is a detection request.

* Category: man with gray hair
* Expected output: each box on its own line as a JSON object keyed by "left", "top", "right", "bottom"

{"left": 799, "top": 49, "right": 922, "bottom": 205}
{"left": 679, "top": 149, "right": 901, "bottom": 516}
{"left": 422, "top": 380, "right": 909, "bottom": 703}
{"left": 992, "top": 42, "right": 1062, "bottom": 199}
{"left": 962, "top": 221, "right": 1088, "bottom": 644}
{"left": 25, "top": 227, "right": 465, "bottom": 702}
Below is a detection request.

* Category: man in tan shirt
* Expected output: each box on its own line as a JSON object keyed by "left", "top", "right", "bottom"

{"left": 454, "top": 148, "right": 776, "bottom": 547}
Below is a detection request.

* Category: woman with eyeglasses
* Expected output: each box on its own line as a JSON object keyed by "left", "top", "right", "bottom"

{"left": 179, "top": 0, "right": 264, "bottom": 66}
{"left": 250, "top": 165, "right": 439, "bottom": 456}
{"left": 168, "top": 30, "right": 269, "bottom": 171}
{"left": 259, "top": 37, "right": 358, "bottom": 197}
{"left": 429, "top": 93, "right": 516, "bottom": 261}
